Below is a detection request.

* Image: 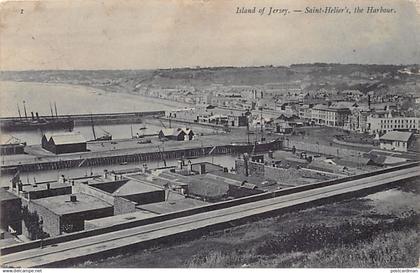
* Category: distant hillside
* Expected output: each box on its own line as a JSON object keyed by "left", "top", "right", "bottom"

{"left": 0, "top": 64, "right": 417, "bottom": 94}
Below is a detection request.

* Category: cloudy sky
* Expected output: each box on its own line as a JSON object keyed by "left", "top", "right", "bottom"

{"left": 0, "top": 0, "right": 419, "bottom": 70}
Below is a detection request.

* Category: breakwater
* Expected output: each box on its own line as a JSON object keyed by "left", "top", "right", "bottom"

{"left": 0, "top": 111, "right": 165, "bottom": 131}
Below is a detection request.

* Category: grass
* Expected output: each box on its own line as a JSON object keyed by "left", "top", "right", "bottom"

{"left": 186, "top": 215, "right": 419, "bottom": 268}
{"left": 76, "top": 184, "right": 419, "bottom": 268}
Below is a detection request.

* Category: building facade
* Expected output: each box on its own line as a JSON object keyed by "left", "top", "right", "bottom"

{"left": 366, "top": 116, "right": 420, "bottom": 134}
{"left": 311, "top": 105, "right": 351, "bottom": 127}
{"left": 42, "top": 132, "right": 87, "bottom": 154}
{"left": 379, "top": 131, "right": 414, "bottom": 152}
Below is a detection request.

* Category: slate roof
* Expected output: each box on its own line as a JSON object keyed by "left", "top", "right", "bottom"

{"left": 31, "top": 193, "right": 112, "bottom": 215}
{"left": 159, "top": 128, "right": 192, "bottom": 137}
{"left": 44, "top": 132, "right": 86, "bottom": 145}
{"left": 380, "top": 131, "right": 413, "bottom": 142}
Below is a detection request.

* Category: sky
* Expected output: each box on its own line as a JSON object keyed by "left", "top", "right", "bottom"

{"left": 0, "top": 0, "right": 419, "bottom": 70}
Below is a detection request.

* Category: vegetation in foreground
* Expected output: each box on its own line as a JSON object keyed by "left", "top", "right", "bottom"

{"left": 77, "top": 184, "right": 419, "bottom": 268}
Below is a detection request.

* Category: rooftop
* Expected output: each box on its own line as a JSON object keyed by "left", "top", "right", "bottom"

{"left": 22, "top": 182, "right": 71, "bottom": 192}
{"left": 44, "top": 132, "right": 86, "bottom": 145}
{"left": 85, "top": 210, "right": 158, "bottom": 229}
{"left": 31, "top": 193, "right": 112, "bottom": 216}
{"left": 380, "top": 131, "right": 413, "bottom": 142}
{"left": 113, "top": 180, "right": 163, "bottom": 196}
{"left": 0, "top": 189, "right": 19, "bottom": 202}
{"left": 138, "top": 196, "right": 208, "bottom": 214}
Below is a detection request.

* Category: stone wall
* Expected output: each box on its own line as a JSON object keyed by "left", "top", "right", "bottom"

{"left": 72, "top": 183, "right": 114, "bottom": 204}
{"left": 22, "top": 199, "right": 60, "bottom": 238}
{"left": 285, "top": 140, "right": 363, "bottom": 158}
{"left": 236, "top": 158, "right": 337, "bottom": 186}
{"left": 113, "top": 197, "right": 137, "bottom": 215}
{"left": 235, "top": 159, "right": 265, "bottom": 179}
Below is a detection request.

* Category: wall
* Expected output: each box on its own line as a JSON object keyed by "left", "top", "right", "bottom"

{"left": 73, "top": 183, "right": 138, "bottom": 215}
{"left": 0, "top": 198, "right": 22, "bottom": 234}
{"left": 28, "top": 186, "right": 72, "bottom": 200}
{"left": 236, "top": 158, "right": 337, "bottom": 186}
{"left": 2, "top": 161, "right": 418, "bottom": 256}
{"left": 56, "top": 143, "right": 87, "bottom": 154}
{"left": 113, "top": 197, "right": 137, "bottom": 215}
{"left": 72, "top": 183, "right": 114, "bottom": 204}
{"left": 228, "top": 185, "right": 263, "bottom": 198}
{"left": 285, "top": 140, "right": 363, "bottom": 158}
{"left": 264, "top": 165, "right": 336, "bottom": 185}
{"left": 235, "top": 159, "right": 265, "bottom": 179}
{"left": 22, "top": 199, "right": 61, "bottom": 238}
{"left": 61, "top": 207, "right": 114, "bottom": 234}
{"left": 120, "top": 190, "right": 165, "bottom": 205}
{"left": 90, "top": 179, "right": 128, "bottom": 193}
{"left": 380, "top": 141, "right": 407, "bottom": 152}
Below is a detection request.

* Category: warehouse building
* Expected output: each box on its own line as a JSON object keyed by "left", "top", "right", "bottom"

{"left": 379, "top": 131, "right": 414, "bottom": 152}
{"left": 158, "top": 128, "right": 194, "bottom": 141}
{"left": 23, "top": 193, "right": 113, "bottom": 237}
{"left": 41, "top": 132, "right": 87, "bottom": 154}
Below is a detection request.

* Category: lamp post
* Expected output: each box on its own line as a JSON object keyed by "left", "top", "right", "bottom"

{"left": 39, "top": 218, "right": 44, "bottom": 249}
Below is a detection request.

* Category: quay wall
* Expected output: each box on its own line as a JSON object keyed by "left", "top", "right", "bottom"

{"left": 0, "top": 111, "right": 166, "bottom": 127}
{"left": 1, "top": 140, "right": 283, "bottom": 175}
{"left": 284, "top": 139, "right": 365, "bottom": 158}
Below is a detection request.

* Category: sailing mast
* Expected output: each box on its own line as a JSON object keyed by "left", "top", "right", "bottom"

{"left": 54, "top": 102, "right": 58, "bottom": 117}
{"left": 17, "top": 103, "right": 22, "bottom": 120}
{"left": 90, "top": 114, "right": 97, "bottom": 140}
{"left": 23, "top": 100, "right": 28, "bottom": 120}
{"left": 49, "top": 102, "right": 54, "bottom": 118}
{"left": 260, "top": 107, "right": 264, "bottom": 142}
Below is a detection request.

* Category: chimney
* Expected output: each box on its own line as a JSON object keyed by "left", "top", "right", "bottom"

{"left": 178, "top": 160, "right": 183, "bottom": 170}
{"left": 103, "top": 169, "right": 108, "bottom": 179}
{"left": 36, "top": 112, "right": 40, "bottom": 121}
{"left": 70, "top": 195, "right": 77, "bottom": 202}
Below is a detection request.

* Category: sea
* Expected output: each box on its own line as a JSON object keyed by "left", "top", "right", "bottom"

{"left": 0, "top": 80, "right": 237, "bottom": 186}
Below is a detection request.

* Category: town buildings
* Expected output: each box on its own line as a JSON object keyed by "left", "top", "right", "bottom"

{"left": 379, "top": 131, "right": 414, "bottom": 152}
{"left": 366, "top": 115, "right": 420, "bottom": 134}
{"left": 310, "top": 104, "right": 351, "bottom": 127}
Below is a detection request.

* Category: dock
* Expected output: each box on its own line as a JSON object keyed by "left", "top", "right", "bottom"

{"left": 0, "top": 139, "right": 283, "bottom": 175}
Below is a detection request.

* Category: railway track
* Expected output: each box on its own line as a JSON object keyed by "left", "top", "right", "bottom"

{"left": 2, "top": 166, "right": 419, "bottom": 268}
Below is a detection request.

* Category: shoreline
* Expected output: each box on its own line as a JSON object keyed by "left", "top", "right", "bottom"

{"left": 0, "top": 80, "right": 190, "bottom": 117}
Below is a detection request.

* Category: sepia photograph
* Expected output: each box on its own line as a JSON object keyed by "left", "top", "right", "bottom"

{"left": 0, "top": 0, "right": 419, "bottom": 270}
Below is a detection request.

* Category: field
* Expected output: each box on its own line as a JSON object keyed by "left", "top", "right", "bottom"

{"left": 76, "top": 181, "right": 419, "bottom": 268}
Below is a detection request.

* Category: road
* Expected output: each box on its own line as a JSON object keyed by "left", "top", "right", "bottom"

{"left": 2, "top": 166, "right": 419, "bottom": 268}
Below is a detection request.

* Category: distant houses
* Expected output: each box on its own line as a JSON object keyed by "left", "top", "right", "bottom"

{"left": 158, "top": 128, "right": 194, "bottom": 141}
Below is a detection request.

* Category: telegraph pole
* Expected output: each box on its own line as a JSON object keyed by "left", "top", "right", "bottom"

{"left": 260, "top": 107, "right": 264, "bottom": 142}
